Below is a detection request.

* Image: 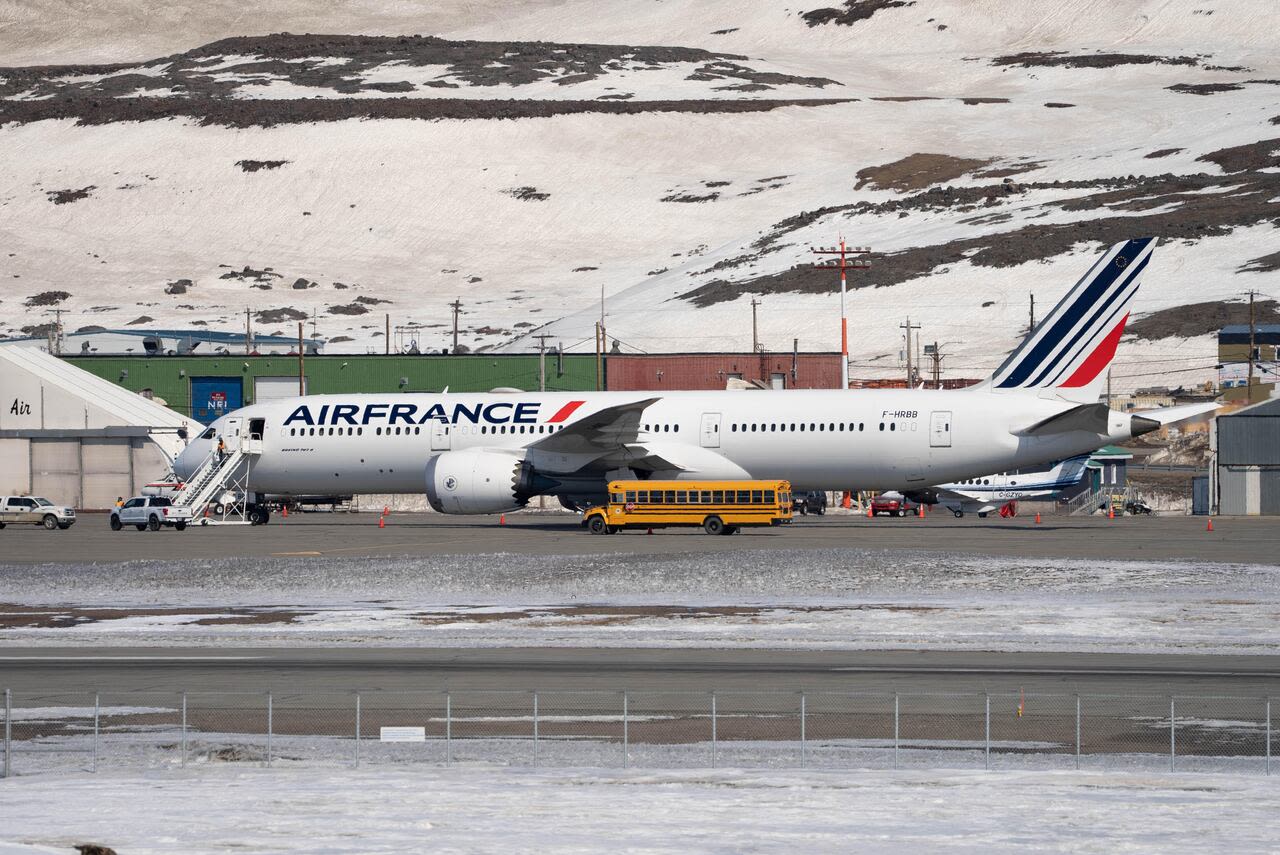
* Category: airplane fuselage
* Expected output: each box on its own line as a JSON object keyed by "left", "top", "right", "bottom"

{"left": 176, "top": 388, "right": 1142, "bottom": 499}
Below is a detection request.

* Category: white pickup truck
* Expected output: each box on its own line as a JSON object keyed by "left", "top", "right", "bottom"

{"left": 110, "top": 496, "right": 194, "bottom": 532}
{"left": 0, "top": 496, "right": 76, "bottom": 530}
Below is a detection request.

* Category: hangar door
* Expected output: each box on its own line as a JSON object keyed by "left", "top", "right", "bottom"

{"left": 30, "top": 439, "right": 81, "bottom": 507}
{"left": 82, "top": 437, "right": 133, "bottom": 509}
{"left": 255, "top": 375, "right": 307, "bottom": 403}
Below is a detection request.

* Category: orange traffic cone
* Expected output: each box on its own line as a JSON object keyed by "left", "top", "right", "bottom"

{"left": 383, "top": 505, "right": 389, "bottom": 517}
{"left": 1108, "top": 506, "right": 1115, "bottom": 520}
{"left": 867, "top": 505, "right": 873, "bottom": 518}
{"left": 1206, "top": 518, "right": 1214, "bottom": 532}
{"left": 1034, "top": 512, "right": 1041, "bottom": 525}
{"left": 842, "top": 491, "right": 852, "bottom": 509}
{"left": 378, "top": 515, "right": 385, "bottom": 529}
{"left": 499, "top": 514, "right": 506, "bottom": 526}
{"left": 282, "top": 505, "right": 288, "bottom": 518}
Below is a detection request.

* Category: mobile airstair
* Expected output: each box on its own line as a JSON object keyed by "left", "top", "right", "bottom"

{"left": 171, "top": 427, "right": 262, "bottom": 525}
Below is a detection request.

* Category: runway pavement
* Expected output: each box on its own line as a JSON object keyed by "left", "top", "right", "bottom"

{"left": 2, "top": 511, "right": 1274, "bottom": 564}
{"left": 3, "top": 647, "right": 1277, "bottom": 696}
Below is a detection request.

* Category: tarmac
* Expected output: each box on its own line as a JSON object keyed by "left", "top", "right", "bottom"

{"left": 2, "top": 648, "right": 1278, "bottom": 696}
{"left": 1, "top": 511, "right": 1273, "bottom": 565}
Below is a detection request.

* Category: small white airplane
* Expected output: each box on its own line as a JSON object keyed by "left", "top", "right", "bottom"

{"left": 173, "top": 237, "right": 1215, "bottom": 523}
{"left": 889, "top": 454, "right": 1091, "bottom": 518}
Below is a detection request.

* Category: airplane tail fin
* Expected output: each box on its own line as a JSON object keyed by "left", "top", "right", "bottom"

{"left": 983, "top": 238, "right": 1156, "bottom": 405}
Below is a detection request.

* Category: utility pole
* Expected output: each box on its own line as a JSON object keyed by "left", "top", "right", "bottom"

{"left": 1106, "top": 367, "right": 1112, "bottom": 409}
{"left": 534, "top": 334, "right": 554, "bottom": 392}
{"left": 812, "top": 241, "right": 872, "bottom": 389}
{"left": 594, "top": 322, "right": 604, "bottom": 391}
{"left": 245, "top": 308, "right": 253, "bottom": 355}
{"left": 297, "top": 322, "right": 305, "bottom": 395}
{"left": 750, "top": 297, "right": 761, "bottom": 353}
{"left": 449, "top": 299, "right": 463, "bottom": 353}
{"left": 900, "top": 318, "right": 921, "bottom": 386}
{"left": 50, "top": 309, "right": 65, "bottom": 355}
{"left": 1248, "top": 289, "right": 1257, "bottom": 398}
{"left": 1029, "top": 294, "right": 1036, "bottom": 335}
{"left": 926, "top": 341, "right": 944, "bottom": 389}
{"left": 384, "top": 313, "right": 390, "bottom": 355}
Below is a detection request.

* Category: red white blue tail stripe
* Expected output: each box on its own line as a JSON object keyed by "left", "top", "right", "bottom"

{"left": 991, "top": 238, "right": 1155, "bottom": 394}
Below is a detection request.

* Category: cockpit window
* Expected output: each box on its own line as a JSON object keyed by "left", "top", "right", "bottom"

{"left": 200, "top": 428, "right": 216, "bottom": 440}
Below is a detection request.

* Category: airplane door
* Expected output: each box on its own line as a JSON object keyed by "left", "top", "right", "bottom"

{"left": 222, "top": 417, "right": 243, "bottom": 451}
{"left": 700, "top": 413, "right": 721, "bottom": 448}
{"left": 430, "top": 419, "right": 451, "bottom": 451}
{"left": 930, "top": 411, "right": 952, "bottom": 448}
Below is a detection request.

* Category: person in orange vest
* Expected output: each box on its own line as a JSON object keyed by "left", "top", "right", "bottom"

{"left": 115, "top": 496, "right": 124, "bottom": 510}
{"left": 216, "top": 436, "right": 227, "bottom": 461}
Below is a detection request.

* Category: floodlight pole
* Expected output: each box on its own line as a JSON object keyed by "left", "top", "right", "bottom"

{"left": 812, "top": 241, "right": 871, "bottom": 389}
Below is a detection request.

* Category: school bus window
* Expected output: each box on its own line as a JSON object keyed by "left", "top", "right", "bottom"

{"left": 611, "top": 492, "right": 625, "bottom": 503}
{"left": 676, "top": 490, "right": 688, "bottom": 503}
{"left": 625, "top": 491, "right": 637, "bottom": 503}
{"left": 736, "top": 490, "right": 751, "bottom": 504}
{"left": 751, "top": 490, "right": 763, "bottom": 503}
{"left": 700, "top": 491, "right": 713, "bottom": 503}
{"left": 711, "top": 490, "right": 723, "bottom": 503}
{"left": 765, "top": 491, "right": 775, "bottom": 503}
{"left": 637, "top": 490, "right": 649, "bottom": 503}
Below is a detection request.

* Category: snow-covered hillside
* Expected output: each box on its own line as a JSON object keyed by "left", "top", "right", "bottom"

{"left": 1, "top": 0, "right": 1278, "bottom": 389}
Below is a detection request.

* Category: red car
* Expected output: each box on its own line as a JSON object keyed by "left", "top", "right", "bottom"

{"left": 870, "top": 494, "right": 919, "bottom": 517}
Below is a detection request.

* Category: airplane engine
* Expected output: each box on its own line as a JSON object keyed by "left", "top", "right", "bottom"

{"left": 424, "top": 449, "right": 557, "bottom": 514}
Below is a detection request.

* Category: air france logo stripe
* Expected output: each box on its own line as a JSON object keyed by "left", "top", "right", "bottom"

{"left": 547, "top": 400, "right": 586, "bottom": 423}
{"left": 1060, "top": 312, "right": 1130, "bottom": 388}
{"left": 1029, "top": 254, "right": 1148, "bottom": 387}
{"left": 995, "top": 238, "right": 1153, "bottom": 389}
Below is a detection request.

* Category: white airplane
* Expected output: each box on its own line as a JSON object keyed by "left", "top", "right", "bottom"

{"left": 890, "top": 454, "right": 1091, "bottom": 518}
{"left": 173, "top": 238, "right": 1214, "bottom": 523}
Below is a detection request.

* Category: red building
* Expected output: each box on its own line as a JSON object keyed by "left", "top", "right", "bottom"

{"left": 606, "top": 352, "right": 843, "bottom": 391}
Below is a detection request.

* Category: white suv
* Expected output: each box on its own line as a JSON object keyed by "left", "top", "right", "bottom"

{"left": 110, "top": 496, "right": 195, "bottom": 532}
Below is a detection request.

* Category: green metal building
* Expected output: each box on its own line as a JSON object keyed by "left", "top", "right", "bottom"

{"left": 62, "top": 354, "right": 600, "bottom": 422}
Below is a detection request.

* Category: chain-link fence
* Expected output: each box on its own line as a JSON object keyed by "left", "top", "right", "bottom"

{"left": 1, "top": 689, "right": 1272, "bottom": 777}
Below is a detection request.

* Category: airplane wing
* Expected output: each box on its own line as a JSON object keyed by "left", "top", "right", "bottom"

{"left": 527, "top": 397, "right": 660, "bottom": 456}
{"left": 1130, "top": 401, "right": 1220, "bottom": 432}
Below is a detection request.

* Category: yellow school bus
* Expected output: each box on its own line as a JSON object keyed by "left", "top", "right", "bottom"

{"left": 583, "top": 480, "right": 792, "bottom": 535}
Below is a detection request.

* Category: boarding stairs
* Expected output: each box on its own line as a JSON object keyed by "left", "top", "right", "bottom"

{"left": 1066, "top": 485, "right": 1136, "bottom": 516}
{"left": 170, "top": 439, "right": 261, "bottom": 522}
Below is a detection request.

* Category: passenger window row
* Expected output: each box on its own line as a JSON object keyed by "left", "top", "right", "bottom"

{"left": 642, "top": 424, "right": 680, "bottom": 433}
{"left": 286, "top": 423, "right": 567, "bottom": 438}
{"left": 731, "top": 422, "right": 867, "bottom": 433}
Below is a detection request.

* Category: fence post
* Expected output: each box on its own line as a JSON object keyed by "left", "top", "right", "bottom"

{"left": 93, "top": 693, "right": 100, "bottom": 773}
{"left": 266, "top": 692, "right": 273, "bottom": 768}
{"left": 446, "top": 692, "right": 452, "bottom": 766}
{"left": 800, "top": 692, "right": 806, "bottom": 769}
{"left": 181, "top": 692, "right": 187, "bottom": 766}
{"left": 354, "top": 693, "right": 361, "bottom": 769}
{"left": 710, "top": 693, "right": 717, "bottom": 768}
{"left": 1266, "top": 697, "right": 1271, "bottom": 776}
{"left": 984, "top": 694, "right": 990, "bottom": 771}
{"left": 1169, "top": 696, "right": 1176, "bottom": 773}
{"left": 622, "top": 692, "right": 628, "bottom": 769}
{"left": 3, "top": 688, "right": 10, "bottom": 778}
{"left": 893, "top": 693, "right": 900, "bottom": 769}
{"left": 533, "top": 692, "right": 539, "bottom": 768}
{"left": 1075, "top": 694, "right": 1081, "bottom": 771}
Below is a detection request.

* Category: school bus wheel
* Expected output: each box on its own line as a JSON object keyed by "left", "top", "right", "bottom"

{"left": 703, "top": 515, "right": 725, "bottom": 535}
{"left": 588, "top": 515, "right": 609, "bottom": 535}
